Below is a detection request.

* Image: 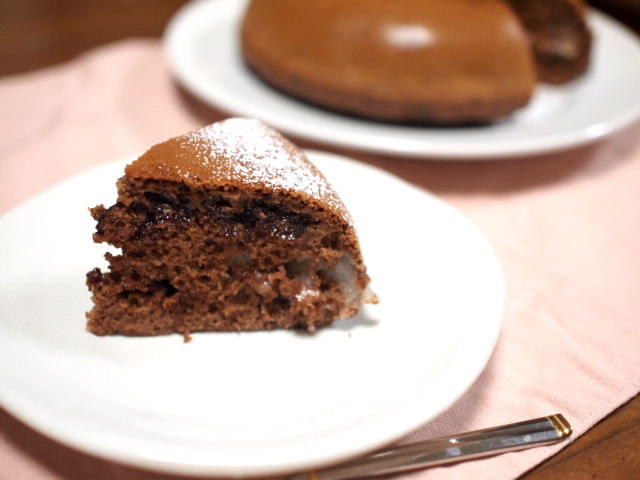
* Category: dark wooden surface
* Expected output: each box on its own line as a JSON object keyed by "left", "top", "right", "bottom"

{"left": 0, "top": 1, "right": 638, "bottom": 479}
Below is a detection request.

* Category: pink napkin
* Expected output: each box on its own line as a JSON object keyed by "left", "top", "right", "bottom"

{"left": 1, "top": 40, "right": 639, "bottom": 480}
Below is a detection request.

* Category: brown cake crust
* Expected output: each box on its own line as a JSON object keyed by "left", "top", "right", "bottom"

{"left": 508, "top": 0, "right": 592, "bottom": 84}
{"left": 86, "top": 119, "right": 374, "bottom": 337}
{"left": 241, "top": 0, "right": 537, "bottom": 124}
{"left": 126, "top": 119, "right": 351, "bottom": 225}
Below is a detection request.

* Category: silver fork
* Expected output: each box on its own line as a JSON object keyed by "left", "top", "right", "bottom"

{"left": 288, "top": 414, "right": 572, "bottom": 480}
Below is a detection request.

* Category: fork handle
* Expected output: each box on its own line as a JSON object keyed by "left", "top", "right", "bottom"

{"left": 287, "top": 414, "right": 572, "bottom": 480}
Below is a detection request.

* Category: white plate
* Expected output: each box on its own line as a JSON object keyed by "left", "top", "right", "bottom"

{"left": 165, "top": 0, "right": 640, "bottom": 159}
{"left": 0, "top": 151, "right": 504, "bottom": 477}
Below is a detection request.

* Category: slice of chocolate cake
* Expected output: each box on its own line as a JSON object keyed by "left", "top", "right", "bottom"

{"left": 86, "top": 118, "right": 375, "bottom": 337}
{"left": 508, "top": 0, "right": 592, "bottom": 84}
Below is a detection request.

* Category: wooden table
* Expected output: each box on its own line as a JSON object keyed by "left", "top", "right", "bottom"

{"left": 0, "top": 1, "right": 638, "bottom": 478}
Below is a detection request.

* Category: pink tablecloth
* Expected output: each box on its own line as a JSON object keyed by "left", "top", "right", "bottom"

{"left": 1, "top": 40, "right": 639, "bottom": 480}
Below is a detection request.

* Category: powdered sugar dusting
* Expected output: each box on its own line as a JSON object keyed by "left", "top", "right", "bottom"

{"left": 181, "top": 118, "right": 349, "bottom": 222}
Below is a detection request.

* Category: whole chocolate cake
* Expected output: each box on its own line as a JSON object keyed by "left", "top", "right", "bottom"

{"left": 240, "top": 0, "right": 593, "bottom": 124}
{"left": 86, "top": 118, "right": 375, "bottom": 338}
{"left": 241, "top": 0, "right": 537, "bottom": 124}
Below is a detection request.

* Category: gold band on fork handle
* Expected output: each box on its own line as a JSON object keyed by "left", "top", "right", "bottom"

{"left": 288, "top": 414, "right": 572, "bottom": 480}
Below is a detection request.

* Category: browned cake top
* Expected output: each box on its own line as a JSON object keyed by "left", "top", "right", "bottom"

{"left": 242, "top": 0, "right": 536, "bottom": 103}
{"left": 126, "top": 118, "right": 351, "bottom": 224}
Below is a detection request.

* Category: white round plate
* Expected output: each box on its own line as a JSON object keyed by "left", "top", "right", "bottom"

{"left": 165, "top": 0, "right": 640, "bottom": 159}
{"left": 0, "top": 151, "right": 504, "bottom": 477}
